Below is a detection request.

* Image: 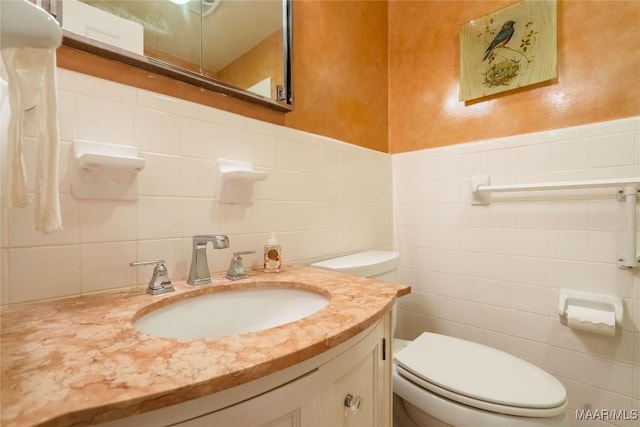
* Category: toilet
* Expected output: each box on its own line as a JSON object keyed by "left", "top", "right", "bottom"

{"left": 311, "top": 251, "right": 568, "bottom": 427}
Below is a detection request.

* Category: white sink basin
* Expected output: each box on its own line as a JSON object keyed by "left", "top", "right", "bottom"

{"left": 134, "top": 286, "right": 329, "bottom": 339}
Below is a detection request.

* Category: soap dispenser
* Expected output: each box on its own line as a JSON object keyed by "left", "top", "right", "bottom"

{"left": 263, "top": 232, "right": 282, "bottom": 272}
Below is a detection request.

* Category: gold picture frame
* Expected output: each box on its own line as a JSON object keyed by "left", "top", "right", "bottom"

{"left": 460, "top": 0, "right": 557, "bottom": 102}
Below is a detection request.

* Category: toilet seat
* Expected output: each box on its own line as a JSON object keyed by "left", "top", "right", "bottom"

{"left": 394, "top": 333, "right": 567, "bottom": 417}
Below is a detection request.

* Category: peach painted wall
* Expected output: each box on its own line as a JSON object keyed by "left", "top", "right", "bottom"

{"left": 389, "top": 0, "right": 640, "bottom": 154}
{"left": 284, "top": 0, "right": 389, "bottom": 153}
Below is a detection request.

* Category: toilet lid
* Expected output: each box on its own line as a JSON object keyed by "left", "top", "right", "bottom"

{"left": 394, "top": 333, "right": 566, "bottom": 413}
{"left": 311, "top": 251, "right": 399, "bottom": 277}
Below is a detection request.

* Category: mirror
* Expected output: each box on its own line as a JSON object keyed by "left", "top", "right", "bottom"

{"left": 52, "top": 0, "right": 292, "bottom": 111}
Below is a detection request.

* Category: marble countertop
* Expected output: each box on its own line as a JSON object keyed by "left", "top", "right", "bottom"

{"left": 1, "top": 266, "right": 410, "bottom": 427}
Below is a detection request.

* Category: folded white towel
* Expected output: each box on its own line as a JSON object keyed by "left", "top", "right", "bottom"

{"left": 1, "top": 47, "right": 61, "bottom": 233}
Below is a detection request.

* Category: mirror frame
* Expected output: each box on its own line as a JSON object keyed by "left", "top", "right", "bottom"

{"left": 52, "top": 0, "right": 293, "bottom": 112}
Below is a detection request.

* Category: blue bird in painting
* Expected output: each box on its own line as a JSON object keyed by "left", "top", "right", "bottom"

{"left": 482, "top": 20, "right": 516, "bottom": 61}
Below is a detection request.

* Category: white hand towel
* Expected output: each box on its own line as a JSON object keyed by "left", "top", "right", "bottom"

{"left": 1, "top": 47, "right": 62, "bottom": 233}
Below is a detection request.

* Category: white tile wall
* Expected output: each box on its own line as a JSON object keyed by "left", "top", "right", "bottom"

{"left": 0, "top": 69, "right": 393, "bottom": 304}
{"left": 393, "top": 116, "right": 640, "bottom": 426}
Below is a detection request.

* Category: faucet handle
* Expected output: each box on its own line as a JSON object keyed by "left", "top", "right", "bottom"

{"left": 226, "top": 251, "right": 255, "bottom": 281}
{"left": 130, "top": 260, "right": 175, "bottom": 295}
{"left": 130, "top": 259, "right": 166, "bottom": 267}
{"left": 233, "top": 250, "right": 256, "bottom": 258}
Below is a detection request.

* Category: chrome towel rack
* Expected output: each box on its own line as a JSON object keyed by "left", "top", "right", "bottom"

{"left": 470, "top": 175, "right": 640, "bottom": 269}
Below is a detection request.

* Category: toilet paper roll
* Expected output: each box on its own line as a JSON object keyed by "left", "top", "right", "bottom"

{"left": 566, "top": 305, "right": 616, "bottom": 336}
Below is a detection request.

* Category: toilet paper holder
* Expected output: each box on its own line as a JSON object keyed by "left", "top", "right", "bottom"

{"left": 557, "top": 289, "right": 623, "bottom": 327}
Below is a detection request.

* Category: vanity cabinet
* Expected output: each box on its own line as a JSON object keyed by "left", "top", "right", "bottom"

{"left": 101, "top": 314, "right": 391, "bottom": 427}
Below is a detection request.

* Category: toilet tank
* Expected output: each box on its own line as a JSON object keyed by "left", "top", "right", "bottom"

{"left": 312, "top": 251, "right": 401, "bottom": 338}
{"left": 311, "top": 251, "right": 400, "bottom": 281}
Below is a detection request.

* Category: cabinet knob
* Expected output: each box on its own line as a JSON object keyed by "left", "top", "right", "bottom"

{"left": 344, "top": 394, "right": 363, "bottom": 415}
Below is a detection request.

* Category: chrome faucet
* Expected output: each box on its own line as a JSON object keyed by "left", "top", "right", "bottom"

{"left": 226, "top": 251, "right": 256, "bottom": 280}
{"left": 188, "top": 234, "right": 230, "bottom": 286}
{"left": 130, "top": 259, "right": 175, "bottom": 295}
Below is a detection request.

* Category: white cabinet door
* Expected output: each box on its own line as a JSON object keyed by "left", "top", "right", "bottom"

{"left": 317, "top": 315, "right": 392, "bottom": 427}
{"left": 175, "top": 370, "right": 321, "bottom": 427}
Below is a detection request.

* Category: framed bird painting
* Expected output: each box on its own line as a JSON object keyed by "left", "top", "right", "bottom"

{"left": 459, "top": 0, "right": 557, "bottom": 102}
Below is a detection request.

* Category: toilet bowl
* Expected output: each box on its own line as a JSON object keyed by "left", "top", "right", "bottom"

{"left": 393, "top": 333, "right": 568, "bottom": 427}
{"left": 311, "top": 251, "right": 569, "bottom": 427}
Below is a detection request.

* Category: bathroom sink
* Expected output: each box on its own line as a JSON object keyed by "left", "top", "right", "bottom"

{"left": 133, "top": 286, "right": 329, "bottom": 339}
